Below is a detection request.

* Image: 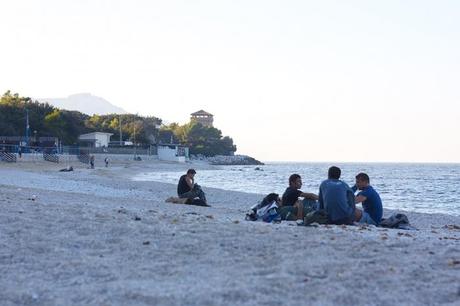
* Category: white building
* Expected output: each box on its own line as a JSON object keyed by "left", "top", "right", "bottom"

{"left": 78, "top": 132, "right": 113, "bottom": 148}
{"left": 157, "top": 144, "right": 189, "bottom": 163}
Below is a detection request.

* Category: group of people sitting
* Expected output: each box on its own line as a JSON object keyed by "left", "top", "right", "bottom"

{"left": 278, "top": 166, "right": 382, "bottom": 225}
{"left": 172, "top": 166, "right": 382, "bottom": 226}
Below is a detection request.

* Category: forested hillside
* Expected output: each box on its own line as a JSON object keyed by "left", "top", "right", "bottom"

{"left": 1, "top": 91, "right": 236, "bottom": 156}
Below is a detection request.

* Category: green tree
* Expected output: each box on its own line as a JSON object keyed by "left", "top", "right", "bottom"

{"left": 163, "top": 121, "right": 236, "bottom": 156}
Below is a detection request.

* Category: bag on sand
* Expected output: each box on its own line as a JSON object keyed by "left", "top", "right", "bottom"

{"left": 380, "top": 213, "right": 415, "bottom": 230}
{"left": 245, "top": 193, "right": 281, "bottom": 223}
{"left": 303, "top": 209, "right": 329, "bottom": 226}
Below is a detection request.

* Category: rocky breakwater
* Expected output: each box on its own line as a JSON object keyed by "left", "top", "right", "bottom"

{"left": 193, "top": 154, "right": 264, "bottom": 165}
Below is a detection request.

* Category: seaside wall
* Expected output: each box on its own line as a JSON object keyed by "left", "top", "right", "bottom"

{"left": 13, "top": 153, "right": 159, "bottom": 164}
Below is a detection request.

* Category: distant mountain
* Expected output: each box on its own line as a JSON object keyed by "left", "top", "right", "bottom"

{"left": 39, "top": 93, "right": 127, "bottom": 115}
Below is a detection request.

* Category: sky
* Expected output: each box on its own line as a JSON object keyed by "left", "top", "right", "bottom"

{"left": 1, "top": 0, "right": 459, "bottom": 162}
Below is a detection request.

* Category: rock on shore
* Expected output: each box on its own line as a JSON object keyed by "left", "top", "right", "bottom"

{"left": 192, "top": 154, "right": 264, "bottom": 165}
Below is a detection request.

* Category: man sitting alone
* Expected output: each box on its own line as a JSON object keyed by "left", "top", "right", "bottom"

{"left": 177, "top": 169, "right": 208, "bottom": 206}
{"left": 352, "top": 172, "right": 383, "bottom": 226}
{"left": 280, "top": 174, "right": 319, "bottom": 220}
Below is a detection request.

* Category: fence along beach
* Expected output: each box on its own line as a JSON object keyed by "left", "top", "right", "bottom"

{"left": 0, "top": 158, "right": 459, "bottom": 305}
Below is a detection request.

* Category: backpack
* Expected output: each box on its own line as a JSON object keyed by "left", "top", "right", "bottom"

{"left": 380, "top": 213, "right": 415, "bottom": 230}
{"left": 245, "top": 193, "right": 281, "bottom": 223}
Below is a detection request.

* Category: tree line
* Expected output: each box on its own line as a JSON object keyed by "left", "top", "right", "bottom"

{"left": 0, "top": 91, "right": 236, "bottom": 156}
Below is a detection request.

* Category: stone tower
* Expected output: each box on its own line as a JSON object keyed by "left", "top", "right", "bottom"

{"left": 190, "top": 110, "right": 214, "bottom": 127}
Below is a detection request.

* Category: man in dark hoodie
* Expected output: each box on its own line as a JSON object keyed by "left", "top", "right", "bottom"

{"left": 177, "top": 169, "right": 208, "bottom": 205}
{"left": 318, "top": 166, "right": 356, "bottom": 225}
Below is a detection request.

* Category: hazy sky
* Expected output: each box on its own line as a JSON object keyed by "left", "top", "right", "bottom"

{"left": 1, "top": 0, "right": 459, "bottom": 162}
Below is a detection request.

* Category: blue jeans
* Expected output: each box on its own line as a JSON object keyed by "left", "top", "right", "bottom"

{"left": 359, "top": 211, "right": 377, "bottom": 226}
{"left": 302, "top": 199, "right": 318, "bottom": 213}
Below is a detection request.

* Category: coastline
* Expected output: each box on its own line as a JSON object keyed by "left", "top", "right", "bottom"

{"left": 1, "top": 160, "right": 459, "bottom": 305}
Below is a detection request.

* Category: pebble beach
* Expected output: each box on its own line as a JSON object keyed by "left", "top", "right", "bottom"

{"left": 1, "top": 158, "right": 459, "bottom": 306}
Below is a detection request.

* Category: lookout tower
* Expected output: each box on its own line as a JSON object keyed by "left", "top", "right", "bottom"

{"left": 190, "top": 110, "right": 214, "bottom": 127}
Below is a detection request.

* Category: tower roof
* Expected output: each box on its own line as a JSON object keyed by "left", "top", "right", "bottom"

{"left": 191, "top": 110, "right": 213, "bottom": 116}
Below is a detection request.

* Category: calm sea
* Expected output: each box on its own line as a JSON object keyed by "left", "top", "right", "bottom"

{"left": 133, "top": 162, "right": 460, "bottom": 216}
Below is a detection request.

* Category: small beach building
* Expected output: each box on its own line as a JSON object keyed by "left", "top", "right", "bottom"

{"left": 157, "top": 144, "right": 189, "bottom": 163}
{"left": 78, "top": 132, "right": 113, "bottom": 148}
{"left": 190, "top": 110, "right": 213, "bottom": 127}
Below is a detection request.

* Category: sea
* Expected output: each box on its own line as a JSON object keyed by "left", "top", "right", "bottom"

{"left": 133, "top": 162, "right": 460, "bottom": 216}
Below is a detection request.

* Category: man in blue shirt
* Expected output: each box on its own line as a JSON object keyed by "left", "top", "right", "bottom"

{"left": 318, "top": 166, "right": 356, "bottom": 225}
{"left": 352, "top": 172, "right": 383, "bottom": 226}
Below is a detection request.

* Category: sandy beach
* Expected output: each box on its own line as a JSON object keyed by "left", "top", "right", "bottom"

{"left": 1, "top": 159, "right": 459, "bottom": 306}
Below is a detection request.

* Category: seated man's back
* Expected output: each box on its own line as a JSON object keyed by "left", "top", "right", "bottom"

{"left": 319, "top": 166, "right": 355, "bottom": 225}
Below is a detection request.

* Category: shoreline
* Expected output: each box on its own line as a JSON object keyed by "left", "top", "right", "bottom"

{"left": 1, "top": 160, "right": 459, "bottom": 305}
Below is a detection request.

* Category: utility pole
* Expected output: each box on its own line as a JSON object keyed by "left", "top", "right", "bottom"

{"left": 25, "top": 109, "right": 30, "bottom": 147}
{"left": 119, "top": 115, "right": 122, "bottom": 145}
{"left": 133, "top": 125, "right": 137, "bottom": 159}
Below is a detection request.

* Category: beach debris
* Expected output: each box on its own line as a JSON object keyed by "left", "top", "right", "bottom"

{"left": 440, "top": 236, "right": 460, "bottom": 241}
{"left": 205, "top": 215, "right": 214, "bottom": 219}
{"left": 444, "top": 224, "right": 460, "bottom": 230}
{"left": 447, "top": 259, "right": 460, "bottom": 267}
{"left": 142, "top": 241, "right": 150, "bottom": 245}
{"left": 117, "top": 208, "right": 128, "bottom": 214}
{"left": 27, "top": 195, "right": 37, "bottom": 201}
{"left": 397, "top": 232, "right": 413, "bottom": 237}
{"left": 358, "top": 225, "right": 372, "bottom": 231}
{"left": 134, "top": 216, "right": 141, "bottom": 221}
